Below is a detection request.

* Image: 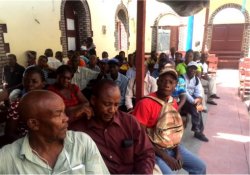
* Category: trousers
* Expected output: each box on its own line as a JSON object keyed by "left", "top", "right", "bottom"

{"left": 181, "top": 100, "right": 204, "bottom": 133}
{"left": 156, "top": 144, "right": 206, "bottom": 174}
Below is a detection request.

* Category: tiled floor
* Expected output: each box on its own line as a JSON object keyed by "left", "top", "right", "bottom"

{"left": 180, "top": 69, "right": 250, "bottom": 174}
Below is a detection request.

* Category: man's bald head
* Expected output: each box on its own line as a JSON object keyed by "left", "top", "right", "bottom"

{"left": 18, "top": 90, "right": 63, "bottom": 122}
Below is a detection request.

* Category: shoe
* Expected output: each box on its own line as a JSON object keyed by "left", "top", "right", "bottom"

{"left": 210, "top": 94, "right": 220, "bottom": 99}
{"left": 194, "top": 132, "right": 209, "bottom": 142}
{"left": 207, "top": 100, "right": 217, "bottom": 105}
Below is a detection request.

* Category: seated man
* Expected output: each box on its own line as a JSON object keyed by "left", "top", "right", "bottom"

{"left": 125, "top": 64, "right": 157, "bottom": 111}
{"left": 2, "top": 54, "right": 25, "bottom": 93}
{"left": 107, "top": 59, "right": 129, "bottom": 111}
{"left": 199, "top": 53, "right": 220, "bottom": 105}
{"left": 70, "top": 79, "right": 155, "bottom": 174}
{"left": 181, "top": 61, "right": 209, "bottom": 142}
{"left": 133, "top": 68, "right": 206, "bottom": 174}
{"left": 0, "top": 90, "right": 109, "bottom": 174}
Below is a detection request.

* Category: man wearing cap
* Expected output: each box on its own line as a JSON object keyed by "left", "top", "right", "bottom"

{"left": 80, "top": 46, "right": 89, "bottom": 65}
{"left": 133, "top": 67, "right": 206, "bottom": 174}
{"left": 181, "top": 61, "right": 209, "bottom": 142}
{"left": 69, "top": 54, "right": 100, "bottom": 91}
{"left": 199, "top": 53, "right": 220, "bottom": 104}
{"left": 107, "top": 59, "right": 128, "bottom": 111}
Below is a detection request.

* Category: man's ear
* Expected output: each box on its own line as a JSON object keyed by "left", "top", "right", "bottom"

{"left": 90, "top": 95, "right": 96, "bottom": 106}
{"left": 27, "top": 118, "right": 39, "bottom": 131}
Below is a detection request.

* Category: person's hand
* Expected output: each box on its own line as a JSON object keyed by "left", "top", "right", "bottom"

{"left": 163, "top": 155, "right": 182, "bottom": 171}
{"left": 194, "top": 98, "right": 202, "bottom": 105}
{"left": 175, "top": 150, "right": 183, "bottom": 168}
{"left": 196, "top": 104, "right": 204, "bottom": 112}
{"left": 82, "top": 105, "right": 93, "bottom": 119}
{"left": 3, "top": 83, "right": 8, "bottom": 89}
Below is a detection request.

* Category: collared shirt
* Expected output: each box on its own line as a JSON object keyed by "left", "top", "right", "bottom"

{"left": 182, "top": 74, "right": 203, "bottom": 104}
{"left": 47, "top": 57, "right": 62, "bottom": 69}
{"left": 200, "top": 62, "right": 208, "bottom": 74}
{"left": 0, "top": 131, "right": 109, "bottom": 174}
{"left": 70, "top": 111, "right": 155, "bottom": 174}
{"left": 87, "top": 65, "right": 100, "bottom": 72}
{"left": 107, "top": 73, "right": 128, "bottom": 106}
{"left": 176, "top": 62, "right": 187, "bottom": 75}
{"left": 125, "top": 74, "right": 157, "bottom": 109}
{"left": 71, "top": 67, "right": 99, "bottom": 90}
{"left": 126, "top": 67, "right": 136, "bottom": 79}
{"left": 172, "top": 76, "right": 186, "bottom": 99}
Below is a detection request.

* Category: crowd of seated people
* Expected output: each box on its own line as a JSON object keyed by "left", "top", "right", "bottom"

{"left": 0, "top": 42, "right": 221, "bottom": 174}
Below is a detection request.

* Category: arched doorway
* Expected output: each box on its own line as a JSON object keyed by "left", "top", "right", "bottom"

{"left": 206, "top": 3, "right": 250, "bottom": 69}
{"left": 60, "top": 0, "right": 92, "bottom": 55}
{"left": 115, "top": 3, "right": 129, "bottom": 52}
{"left": 152, "top": 12, "right": 182, "bottom": 53}
{"left": 0, "top": 23, "right": 9, "bottom": 85}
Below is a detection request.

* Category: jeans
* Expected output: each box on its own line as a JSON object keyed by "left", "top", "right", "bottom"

{"left": 181, "top": 101, "right": 204, "bottom": 133}
{"left": 156, "top": 145, "right": 206, "bottom": 174}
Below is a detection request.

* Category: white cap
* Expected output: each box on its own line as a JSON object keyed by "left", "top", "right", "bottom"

{"left": 187, "top": 61, "right": 198, "bottom": 69}
{"left": 81, "top": 46, "right": 87, "bottom": 51}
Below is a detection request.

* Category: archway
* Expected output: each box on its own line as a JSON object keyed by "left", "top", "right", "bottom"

{"left": 60, "top": 0, "right": 92, "bottom": 56}
{"left": 206, "top": 3, "right": 250, "bottom": 68}
{"left": 0, "top": 23, "right": 9, "bottom": 85}
{"left": 114, "top": 3, "right": 129, "bottom": 51}
{"left": 151, "top": 12, "right": 182, "bottom": 53}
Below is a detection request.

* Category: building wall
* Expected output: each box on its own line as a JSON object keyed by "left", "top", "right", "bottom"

{"left": 1, "top": 0, "right": 249, "bottom": 67}
{"left": 88, "top": 0, "right": 136, "bottom": 58}
{"left": 0, "top": 0, "right": 62, "bottom": 66}
{"left": 207, "top": 0, "right": 250, "bottom": 57}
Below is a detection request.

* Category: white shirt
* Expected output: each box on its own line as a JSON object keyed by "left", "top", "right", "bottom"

{"left": 201, "top": 62, "right": 208, "bottom": 74}
{"left": 126, "top": 67, "right": 136, "bottom": 80}
{"left": 125, "top": 74, "right": 157, "bottom": 109}
{"left": 182, "top": 74, "right": 203, "bottom": 104}
{"left": 47, "top": 57, "right": 62, "bottom": 69}
{"left": 71, "top": 67, "right": 99, "bottom": 90}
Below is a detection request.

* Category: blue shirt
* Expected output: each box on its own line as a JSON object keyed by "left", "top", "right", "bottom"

{"left": 107, "top": 73, "right": 128, "bottom": 106}
{"left": 172, "top": 76, "right": 186, "bottom": 98}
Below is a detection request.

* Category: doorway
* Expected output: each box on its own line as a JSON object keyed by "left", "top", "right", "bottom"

{"left": 60, "top": 0, "right": 92, "bottom": 55}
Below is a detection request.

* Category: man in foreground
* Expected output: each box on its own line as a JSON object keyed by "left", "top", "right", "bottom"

{"left": 133, "top": 68, "right": 206, "bottom": 174}
{"left": 70, "top": 79, "right": 155, "bottom": 174}
{"left": 0, "top": 90, "right": 109, "bottom": 174}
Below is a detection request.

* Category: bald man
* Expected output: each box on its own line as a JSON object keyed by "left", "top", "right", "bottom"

{"left": 0, "top": 90, "right": 109, "bottom": 174}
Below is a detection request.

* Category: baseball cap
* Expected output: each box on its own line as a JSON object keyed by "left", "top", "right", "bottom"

{"left": 108, "top": 58, "right": 120, "bottom": 65}
{"left": 99, "top": 58, "right": 109, "bottom": 64}
{"left": 159, "top": 68, "right": 178, "bottom": 80}
{"left": 81, "top": 46, "right": 87, "bottom": 51}
{"left": 187, "top": 61, "right": 198, "bottom": 69}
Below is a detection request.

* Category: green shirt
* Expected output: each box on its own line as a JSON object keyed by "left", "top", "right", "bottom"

{"left": 176, "top": 62, "right": 187, "bottom": 75}
{"left": 0, "top": 131, "right": 109, "bottom": 174}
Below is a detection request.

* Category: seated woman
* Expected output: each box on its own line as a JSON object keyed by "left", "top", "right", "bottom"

{"left": 47, "top": 65, "right": 92, "bottom": 125}
{"left": 0, "top": 66, "right": 46, "bottom": 147}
